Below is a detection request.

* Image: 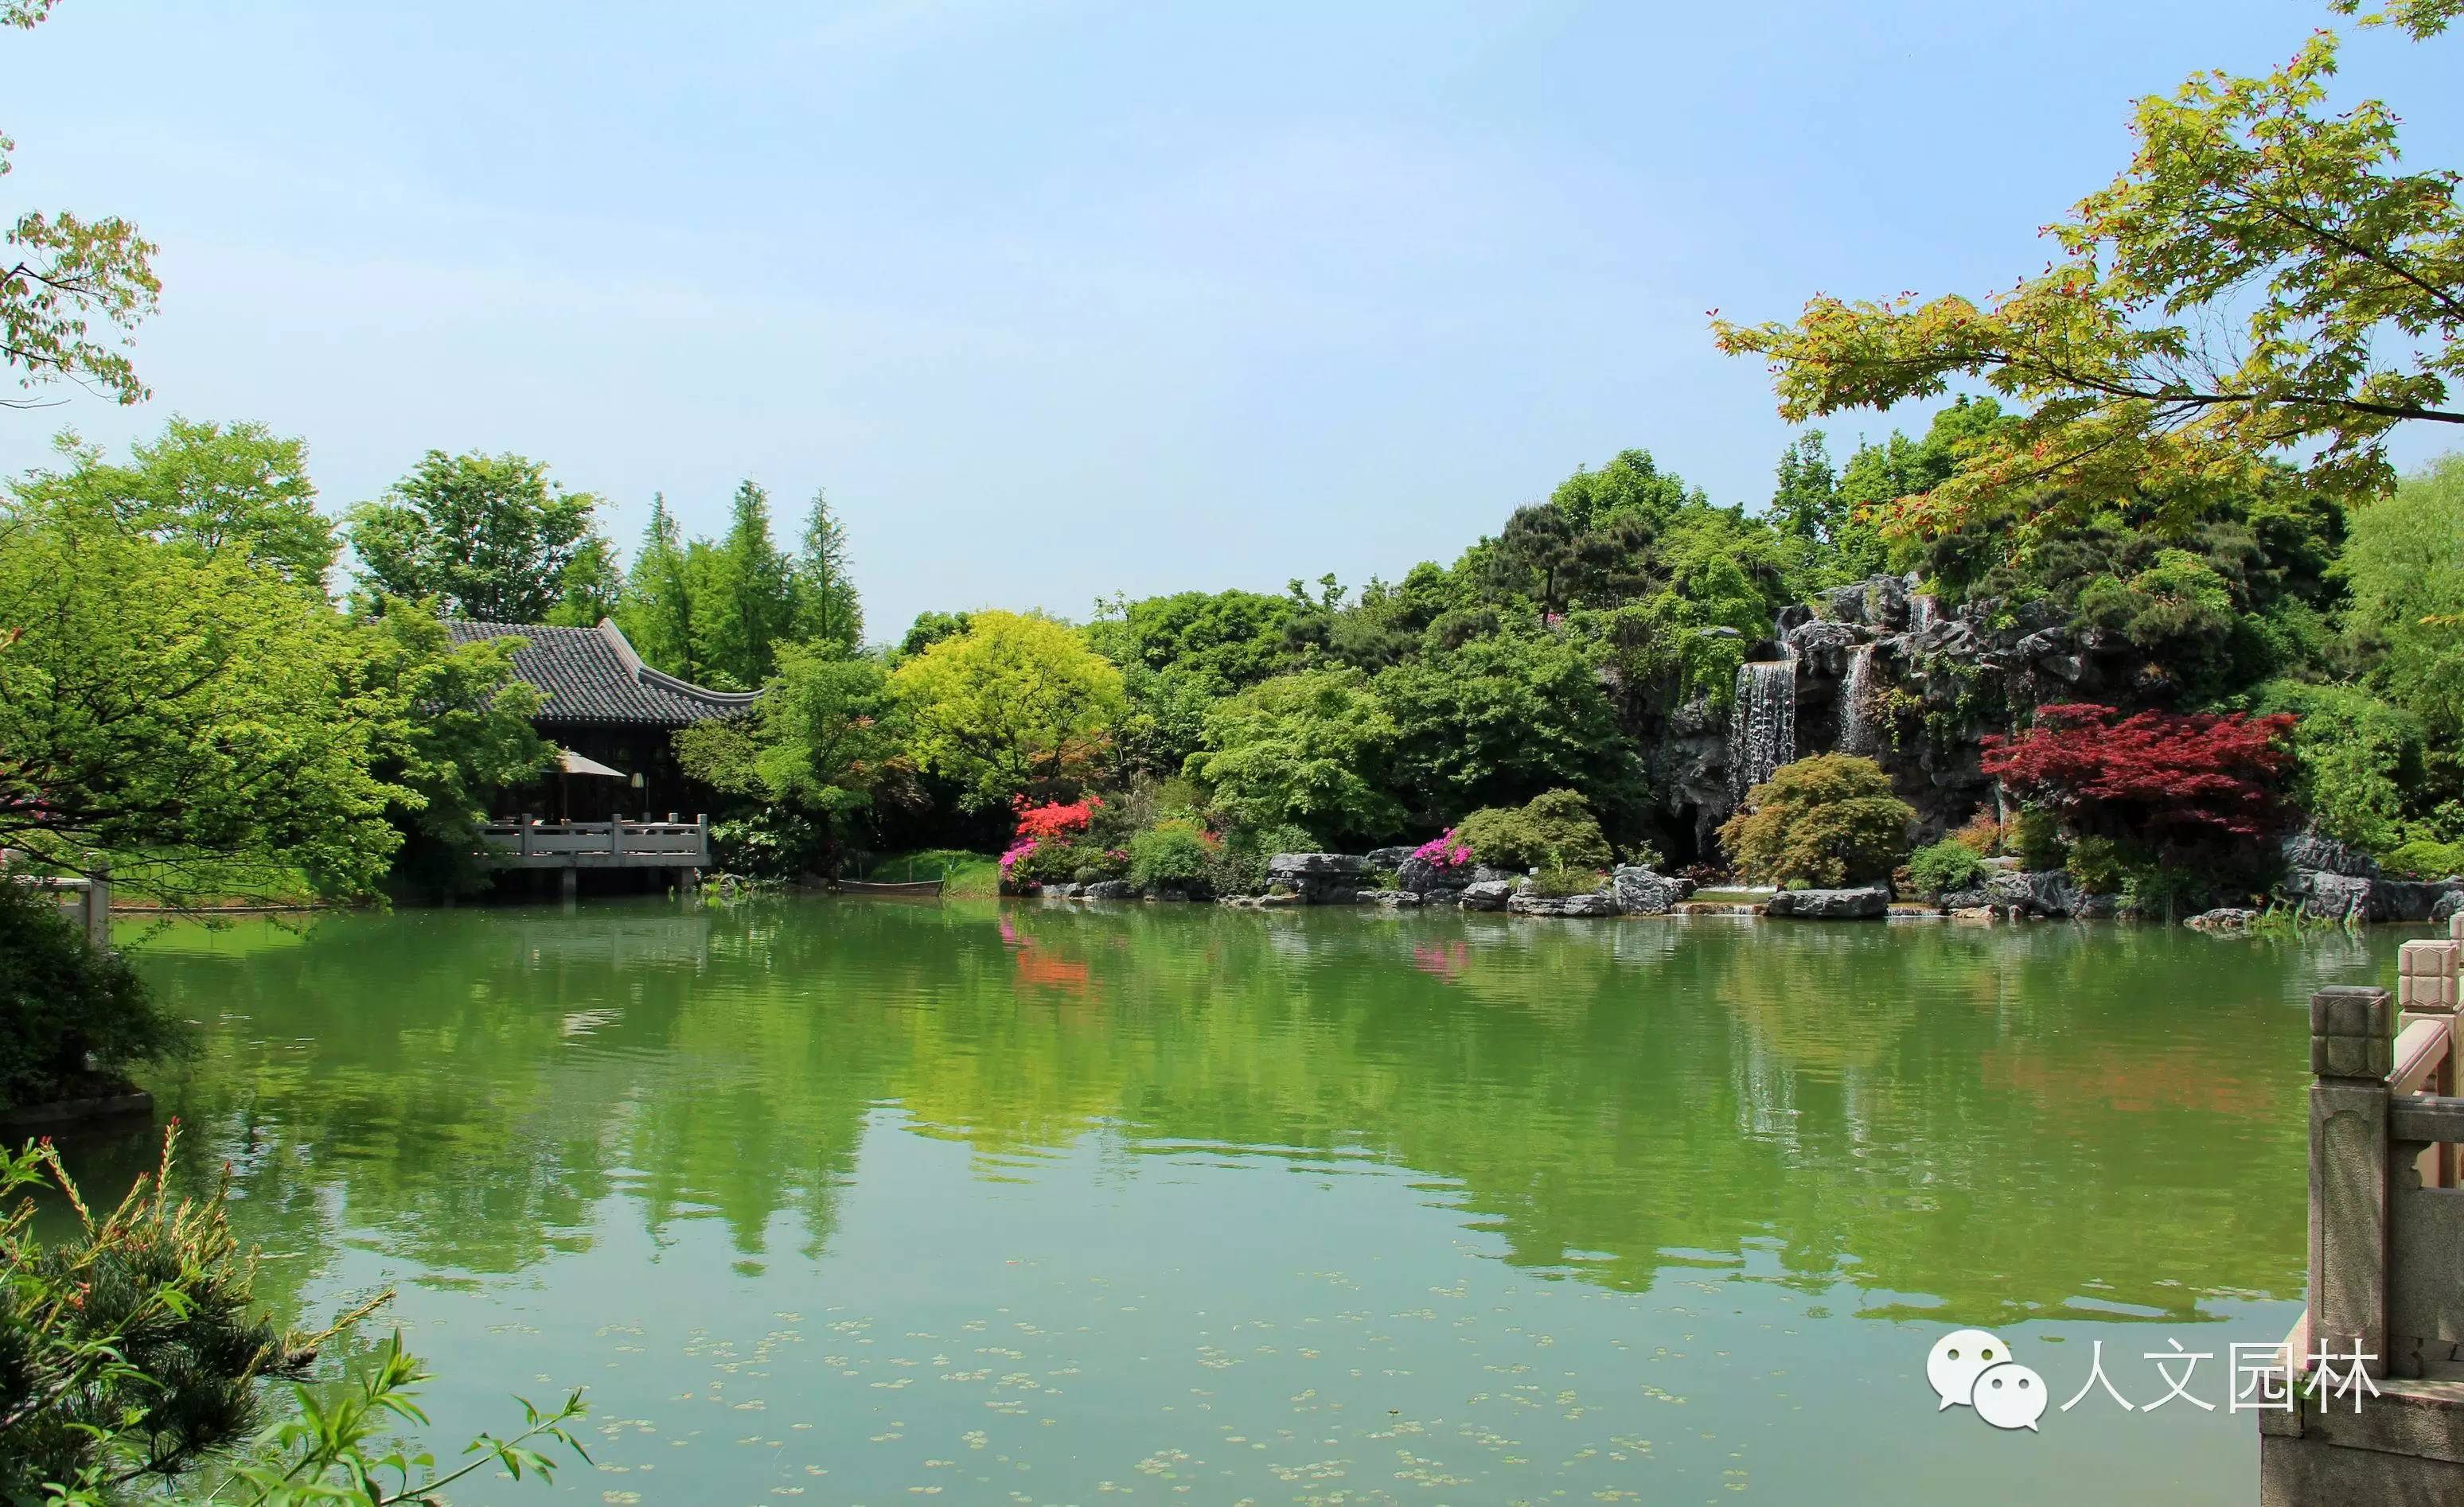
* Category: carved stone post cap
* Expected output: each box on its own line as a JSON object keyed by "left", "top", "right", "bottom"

{"left": 2313, "top": 985, "right": 2394, "bottom": 1079}
{"left": 2400, "top": 940, "right": 2462, "bottom": 1014}
{"left": 2400, "top": 939, "right": 2459, "bottom": 975}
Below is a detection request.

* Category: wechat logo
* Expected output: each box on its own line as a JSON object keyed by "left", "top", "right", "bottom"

{"left": 1927, "top": 1328, "right": 2047, "bottom": 1431}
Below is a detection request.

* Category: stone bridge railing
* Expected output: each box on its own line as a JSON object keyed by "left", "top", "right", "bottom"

{"left": 2262, "top": 913, "right": 2464, "bottom": 1504}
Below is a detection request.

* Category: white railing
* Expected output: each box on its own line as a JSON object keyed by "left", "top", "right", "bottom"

{"left": 478, "top": 816, "right": 710, "bottom": 866}
{"left": 1, "top": 851, "right": 111, "bottom": 947}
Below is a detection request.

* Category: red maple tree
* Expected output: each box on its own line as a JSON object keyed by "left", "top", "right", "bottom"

{"left": 1980, "top": 703, "right": 2295, "bottom": 853}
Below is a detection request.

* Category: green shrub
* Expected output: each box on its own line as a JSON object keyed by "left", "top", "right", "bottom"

{"left": 1455, "top": 789, "right": 1612, "bottom": 871}
{"left": 2383, "top": 839, "right": 2464, "bottom": 881}
{"left": 0, "top": 880, "right": 194, "bottom": 1112}
{"left": 1128, "top": 820, "right": 1216, "bottom": 890}
{"left": 2252, "top": 680, "right": 2421, "bottom": 854}
{"left": 1204, "top": 821, "right": 1317, "bottom": 896}
{"left": 1526, "top": 865, "right": 1602, "bottom": 898}
{"left": 2012, "top": 807, "right": 2067, "bottom": 871}
{"left": 1008, "top": 839, "right": 1103, "bottom": 887}
{"left": 1717, "top": 754, "right": 1914, "bottom": 888}
{"left": 2065, "top": 835, "right": 2131, "bottom": 895}
{"left": 2, "top": 1128, "right": 587, "bottom": 1501}
{"left": 2122, "top": 860, "right": 2211, "bottom": 922}
{"left": 1907, "top": 839, "right": 1986, "bottom": 898}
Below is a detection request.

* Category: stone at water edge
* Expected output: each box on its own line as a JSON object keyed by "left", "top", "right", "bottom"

{"left": 2285, "top": 867, "right": 2373, "bottom": 923}
{"left": 1363, "top": 847, "right": 1415, "bottom": 869}
{"left": 1396, "top": 855, "right": 1473, "bottom": 894}
{"left": 1265, "top": 852, "right": 1370, "bottom": 877}
{"left": 2186, "top": 909, "right": 2259, "bottom": 933}
{"left": 1509, "top": 891, "right": 1616, "bottom": 917}
{"left": 2372, "top": 879, "right": 2462, "bottom": 924}
{"left": 1609, "top": 866, "right": 1691, "bottom": 916}
{"left": 1936, "top": 887, "right": 1990, "bottom": 912}
{"left": 1264, "top": 852, "right": 1370, "bottom": 905}
{"left": 1081, "top": 879, "right": 1136, "bottom": 900}
{"left": 1356, "top": 890, "right": 1422, "bottom": 906}
{"left": 2437, "top": 890, "right": 2464, "bottom": 926}
{"left": 1460, "top": 880, "right": 1515, "bottom": 912}
{"left": 1763, "top": 886, "right": 1891, "bottom": 920}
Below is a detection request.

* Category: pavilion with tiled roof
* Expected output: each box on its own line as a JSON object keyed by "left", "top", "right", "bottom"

{"left": 446, "top": 618, "right": 758, "bottom": 824}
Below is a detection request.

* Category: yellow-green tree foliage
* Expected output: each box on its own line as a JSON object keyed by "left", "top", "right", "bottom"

{"left": 1714, "top": 6, "right": 2460, "bottom": 539}
{"left": 1718, "top": 754, "right": 1914, "bottom": 889}
{"left": 890, "top": 610, "right": 1125, "bottom": 809}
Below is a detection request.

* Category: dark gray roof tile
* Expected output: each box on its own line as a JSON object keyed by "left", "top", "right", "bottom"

{"left": 445, "top": 618, "right": 760, "bottom": 728}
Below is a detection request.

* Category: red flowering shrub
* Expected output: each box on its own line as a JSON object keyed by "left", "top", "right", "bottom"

{"left": 1010, "top": 795, "right": 1097, "bottom": 843}
{"left": 1980, "top": 703, "right": 2295, "bottom": 854}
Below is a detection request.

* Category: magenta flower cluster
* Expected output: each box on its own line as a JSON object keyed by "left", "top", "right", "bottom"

{"left": 1412, "top": 828, "right": 1472, "bottom": 870}
{"left": 999, "top": 837, "right": 1038, "bottom": 874}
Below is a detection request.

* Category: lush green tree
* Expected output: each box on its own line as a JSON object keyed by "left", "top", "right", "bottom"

{"left": 676, "top": 644, "right": 907, "bottom": 863}
{"left": 1549, "top": 448, "right": 1705, "bottom": 532}
{"left": 2341, "top": 453, "right": 2464, "bottom": 744}
{"left": 791, "top": 488, "right": 864, "bottom": 654}
{"left": 1768, "top": 431, "right": 1842, "bottom": 543}
{"left": 891, "top": 610, "right": 1125, "bottom": 809}
{"left": 613, "top": 492, "right": 700, "bottom": 676}
{"left": 1483, "top": 503, "right": 1659, "bottom": 617}
{"left": 1718, "top": 754, "right": 1915, "bottom": 887}
{"left": 344, "top": 603, "right": 555, "bottom": 896}
{"left": 0, "top": 500, "right": 404, "bottom": 903}
{"left": 346, "top": 451, "right": 606, "bottom": 622}
{"left": 1184, "top": 668, "right": 1402, "bottom": 846}
{"left": 1090, "top": 589, "right": 1295, "bottom": 688}
{"left": 1090, "top": 590, "right": 1300, "bottom": 776}
{"left": 1715, "top": 14, "right": 2462, "bottom": 535}
{"left": 1374, "top": 632, "right": 1647, "bottom": 832}
{"left": 2250, "top": 679, "right": 2424, "bottom": 852}
{"left": 897, "top": 609, "right": 973, "bottom": 658}
{"left": 0, "top": 4, "right": 159, "bottom": 411}
{"left": 11, "top": 419, "right": 336, "bottom": 587}
{"left": 544, "top": 530, "right": 624, "bottom": 627}
{"left": 687, "top": 481, "right": 798, "bottom": 689}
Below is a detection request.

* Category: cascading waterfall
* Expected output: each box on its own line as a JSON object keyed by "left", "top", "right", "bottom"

{"left": 1908, "top": 594, "right": 1936, "bottom": 634}
{"left": 1838, "top": 642, "right": 1877, "bottom": 755}
{"left": 1728, "top": 655, "right": 1796, "bottom": 805}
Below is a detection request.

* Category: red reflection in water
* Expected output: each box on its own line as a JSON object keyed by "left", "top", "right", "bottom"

{"left": 1413, "top": 940, "right": 1469, "bottom": 983}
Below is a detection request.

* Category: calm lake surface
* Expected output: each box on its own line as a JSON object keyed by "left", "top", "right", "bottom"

{"left": 58, "top": 901, "right": 2418, "bottom": 1505}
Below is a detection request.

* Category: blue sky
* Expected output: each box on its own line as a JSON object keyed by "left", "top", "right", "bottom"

{"left": 2, "top": 1, "right": 2457, "bottom": 637}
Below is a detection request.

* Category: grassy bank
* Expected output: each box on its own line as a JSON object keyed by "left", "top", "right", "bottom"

{"left": 858, "top": 849, "right": 1000, "bottom": 898}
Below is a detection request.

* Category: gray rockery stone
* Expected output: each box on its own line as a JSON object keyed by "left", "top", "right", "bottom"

{"left": 1609, "top": 866, "right": 1691, "bottom": 916}
{"left": 1509, "top": 891, "right": 1616, "bottom": 917}
{"left": 1764, "top": 886, "right": 1890, "bottom": 920}
{"left": 1459, "top": 880, "right": 1515, "bottom": 912}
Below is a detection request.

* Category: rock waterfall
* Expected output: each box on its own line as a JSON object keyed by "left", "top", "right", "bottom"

{"left": 1837, "top": 642, "right": 1878, "bottom": 755}
{"left": 1728, "top": 656, "right": 1796, "bottom": 805}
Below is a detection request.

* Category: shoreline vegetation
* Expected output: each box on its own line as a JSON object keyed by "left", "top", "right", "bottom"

{"left": 4, "top": 1, "right": 2463, "bottom": 1497}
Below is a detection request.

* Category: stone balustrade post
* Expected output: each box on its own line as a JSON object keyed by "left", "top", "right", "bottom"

{"left": 2399, "top": 939, "right": 2462, "bottom": 1190}
{"left": 2310, "top": 984, "right": 2395, "bottom": 1381}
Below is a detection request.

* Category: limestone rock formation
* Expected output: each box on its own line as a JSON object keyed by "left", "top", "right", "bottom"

{"left": 1609, "top": 866, "right": 1691, "bottom": 915}
{"left": 1764, "top": 886, "right": 1890, "bottom": 919}
{"left": 1509, "top": 891, "right": 1616, "bottom": 917}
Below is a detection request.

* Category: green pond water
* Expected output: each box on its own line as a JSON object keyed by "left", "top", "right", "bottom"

{"left": 53, "top": 901, "right": 2418, "bottom": 1505}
